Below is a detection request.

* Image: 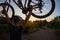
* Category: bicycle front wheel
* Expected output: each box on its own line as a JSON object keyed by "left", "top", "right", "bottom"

{"left": 0, "top": 3, "right": 15, "bottom": 18}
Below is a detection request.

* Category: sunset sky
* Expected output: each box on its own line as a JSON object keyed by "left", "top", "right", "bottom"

{"left": 0, "top": 0, "right": 60, "bottom": 22}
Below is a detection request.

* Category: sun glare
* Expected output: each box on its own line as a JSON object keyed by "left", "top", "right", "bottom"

{"left": 29, "top": 16, "right": 36, "bottom": 22}
{"left": 29, "top": 18, "right": 35, "bottom": 22}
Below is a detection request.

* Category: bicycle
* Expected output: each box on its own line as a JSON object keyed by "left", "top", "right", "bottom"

{"left": 0, "top": 0, "right": 55, "bottom": 18}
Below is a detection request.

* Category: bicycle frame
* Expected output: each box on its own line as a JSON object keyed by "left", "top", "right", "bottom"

{"left": 12, "top": 0, "right": 23, "bottom": 9}
{"left": 4, "top": 0, "right": 43, "bottom": 12}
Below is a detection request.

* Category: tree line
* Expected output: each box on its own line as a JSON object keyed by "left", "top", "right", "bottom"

{"left": 0, "top": 16, "right": 60, "bottom": 33}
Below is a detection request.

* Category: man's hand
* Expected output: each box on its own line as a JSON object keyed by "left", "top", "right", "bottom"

{"left": 28, "top": 5, "right": 33, "bottom": 12}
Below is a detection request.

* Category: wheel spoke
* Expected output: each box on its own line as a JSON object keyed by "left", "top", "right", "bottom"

{"left": 6, "top": 6, "right": 9, "bottom": 13}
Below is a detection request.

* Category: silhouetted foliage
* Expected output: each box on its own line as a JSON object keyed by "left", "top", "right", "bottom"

{"left": 0, "top": 16, "right": 60, "bottom": 33}
{"left": 48, "top": 16, "right": 60, "bottom": 30}
{"left": 0, "top": 17, "right": 7, "bottom": 24}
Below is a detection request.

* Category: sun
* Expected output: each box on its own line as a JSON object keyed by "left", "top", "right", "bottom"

{"left": 29, "top": 17, "right": 36, "bottom": 22}
{"left": 29, "top": 19, "right": 34, "bottom": 22}
{"left": 29, "top": 16, "right": 38, "bottom": 22}
{"left": 29, "top": 18, "right": 35, "bottom": 22}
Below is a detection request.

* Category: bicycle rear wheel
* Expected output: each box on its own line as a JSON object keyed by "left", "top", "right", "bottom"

{"left": 30, "top": 0, "right": 55, "bottom": 18}
{"left": 0, "top": 3, "right": 15, "bottom": 18}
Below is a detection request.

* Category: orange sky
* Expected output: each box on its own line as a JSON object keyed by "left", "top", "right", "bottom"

{"left": 29, "top": 16, "right": 52, "bottom": 22}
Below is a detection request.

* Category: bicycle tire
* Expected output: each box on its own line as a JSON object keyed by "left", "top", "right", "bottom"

{"left": 31, "top": 0, "right": 55, "bottom": 18}
{"left": 0, "top": 3, "right": 15, "bottom": 18}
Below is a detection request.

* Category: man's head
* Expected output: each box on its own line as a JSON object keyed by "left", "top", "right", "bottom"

{"left": 12, "top": 15, "right": 22, "bottom": 23}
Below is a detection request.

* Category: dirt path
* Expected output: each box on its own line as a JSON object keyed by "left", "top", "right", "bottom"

{"left": 22, "top": 28, "right": 60, "bottom": 40}
{"left": 0, "top": 28, "right": 60, "bottom": 40}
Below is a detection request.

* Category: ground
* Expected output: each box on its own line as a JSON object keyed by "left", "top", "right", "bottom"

{"left": 0, "top": 27, "right": 60, "bottom": 40}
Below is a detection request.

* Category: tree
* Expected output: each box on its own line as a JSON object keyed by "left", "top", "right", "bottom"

{"left": 53, "top": 16, "right": 60, "bottom": 22}
{"left": 48, "top": 16, "right": 60, "bottom": 30}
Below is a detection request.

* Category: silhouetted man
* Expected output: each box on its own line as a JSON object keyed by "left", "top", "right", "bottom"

{"left": 2, "top": 4, "right": 33, "bottom": 40}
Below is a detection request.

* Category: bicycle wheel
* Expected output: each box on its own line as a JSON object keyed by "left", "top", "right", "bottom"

{"left": 29, "top": 0, "right": 55, "bottom": 18}
{"left": 0, "top": 3, "right": 15, "bottom": 18}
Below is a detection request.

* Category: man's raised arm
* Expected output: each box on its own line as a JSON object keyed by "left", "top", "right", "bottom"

{"left": 22, "top": 6, "right": 33, "bottom": 27}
